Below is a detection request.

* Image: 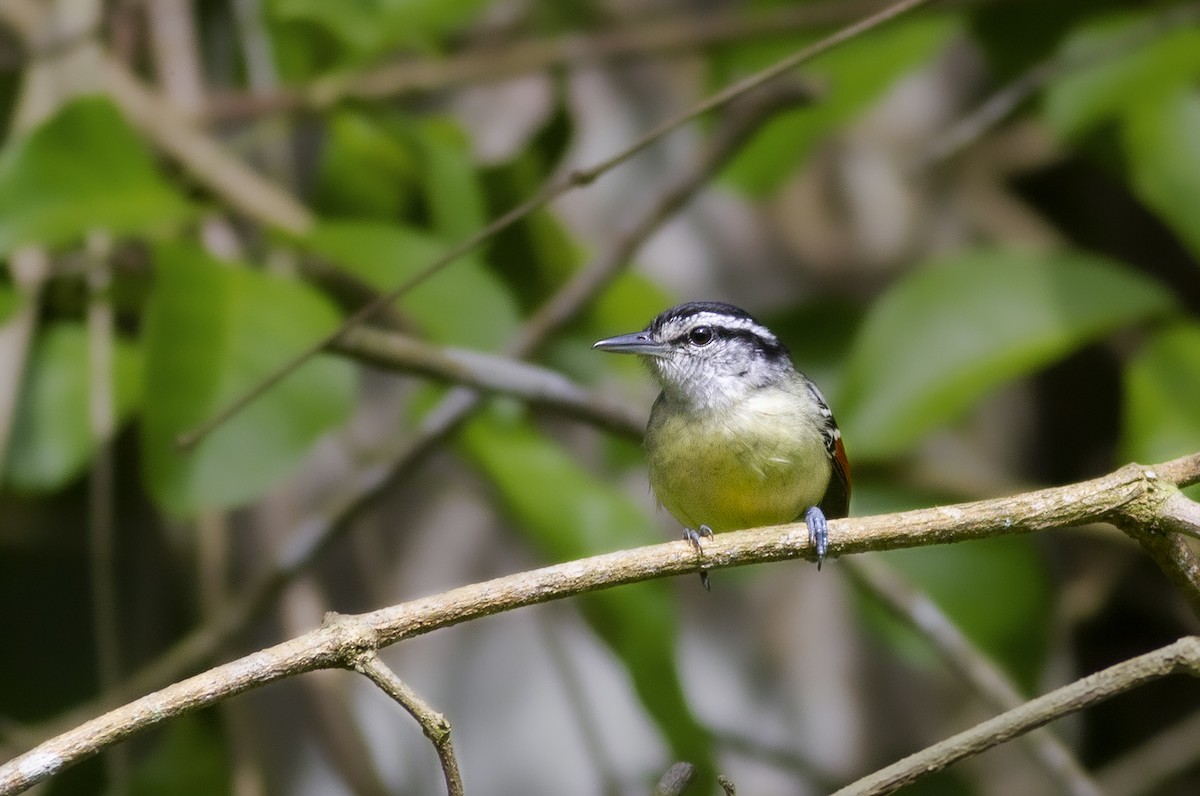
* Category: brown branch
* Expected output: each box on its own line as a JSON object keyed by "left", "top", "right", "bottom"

{"left": 2, "top": 454, "right": 1198, "bottom": 795}
{"left": 353, "top": 651, "right": 463, "bottom": 796}
{"left": 1109, "top": 465, "right": 1200, "bottom": 618}
{"left": 843, "top": 556, "right": 1101, "bottom": 795}
{"left": 330, "top": 326, "right": 644, "bottom": 438}
{"left": 832, "top": 637, "right": 1200, "bottom": 796}
{"left": 206, "top": 0, "right": 966, "bottom": 120}
{"left": 316, "top": 0, "right": 887, "bottom": 110}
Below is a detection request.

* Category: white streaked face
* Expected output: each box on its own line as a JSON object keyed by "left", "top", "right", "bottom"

{"left": 638, "top": 303, "right": 795, "bottom": 409}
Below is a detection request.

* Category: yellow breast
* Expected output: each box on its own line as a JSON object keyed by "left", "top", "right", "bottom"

{"left": 645, "top": 387, "right": 831, "bottom": 533}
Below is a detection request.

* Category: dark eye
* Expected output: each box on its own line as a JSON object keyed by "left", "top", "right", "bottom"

{"left": 688, "top": 326, "right": 714, "bottom": 346}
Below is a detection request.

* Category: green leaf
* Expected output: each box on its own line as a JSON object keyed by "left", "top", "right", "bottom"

{"left": 1122, "top": 323, "right": 1200, "bottom": 496}
{"left": 839, "top": 249, "right": 1176, "bottom": 459}
{"left": 313, "top": 109, "right": 421, "bottom": 220}
{"left": 459, "top": 405, "right": 715, "bottom": 781}
{"left": 720, "top": 15, "right": 956, "bottom": 195}
{"left": 141, "top": 243, "right": 355, "bottom": 515}
{"left": 129, "top": 714, "right": 230, "bottom": 796}
{"left": 0, "top": 96, "right": 191, "bottom": 256}
{"left": 307, "top": 220, "right": 519, "bottom": 350}
{"left": 2, "top": 324, "right": 142, "bottom": 493}
{"left": 478, "top": 123, "right": 587, "bottom": 311}
{"left": 1121, "top": 89, "right": 1200, "bottom": 261}
{"left": 1042, "top": 10, "right": 1200, "bottom": 139}
{"left": 414, "top": 118, "right": 488, "bottom": 242}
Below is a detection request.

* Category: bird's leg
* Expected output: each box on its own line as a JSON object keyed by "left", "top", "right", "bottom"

{"left": 804, "top": 507, "right": 828, "bottom": 570}
{"left": 683, "top": 525, "right": 714, "bottom": 590}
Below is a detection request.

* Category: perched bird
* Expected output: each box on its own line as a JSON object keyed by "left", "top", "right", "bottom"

{"left": 594, "top": 301, "right": 850, "bottom": 587}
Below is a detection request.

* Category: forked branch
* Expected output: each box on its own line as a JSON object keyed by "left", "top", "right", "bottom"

{"left": 1, "top": 454, "right": 1198, "bottom": 795}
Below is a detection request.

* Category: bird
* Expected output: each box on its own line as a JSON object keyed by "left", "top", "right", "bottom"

{"left": 593, "top": 301, "right": 850, "bottom": 588}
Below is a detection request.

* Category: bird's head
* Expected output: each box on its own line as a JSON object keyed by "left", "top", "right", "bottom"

{"left": 593, "top": 301, "right": 794, "bottom": 410}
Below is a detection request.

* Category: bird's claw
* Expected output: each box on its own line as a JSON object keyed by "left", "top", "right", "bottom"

{"left": 684, "top": 525, "right": 714, "bottom": 590}
{"left": 805, "top": 507, "right": 829, "bottom": 570}
{"left": 683, "top": 524, "right": 714, "bottom": 550}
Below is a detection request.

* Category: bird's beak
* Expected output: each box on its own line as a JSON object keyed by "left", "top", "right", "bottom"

{"left": 592, "top": 332, "right": 669, "bottom": 357}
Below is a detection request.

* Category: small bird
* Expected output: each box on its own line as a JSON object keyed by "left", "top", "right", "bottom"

{"left": 594, "top": 301, "right": 850, "bottom": 587}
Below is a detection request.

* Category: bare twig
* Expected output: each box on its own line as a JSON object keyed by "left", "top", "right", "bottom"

{"left": 2, "top": 454, "right": 1199, "bottom": 795}
{"left": 832, "top": 637, "right": 1200, "bottom": 796}
{"left": 84, "top": 231, "right": 126, "bottom": 789}
{"left": 319, "top": 0, "right": 884, "bottom": 110}
{"left": 842, "top": 555, "right": 1101, "bottom": 796}
{"left": 330, "top": 326, "right": 644, "bottom": 438}
{"left": 353, "top": 651, "right": 463, "bottom": 796}
{"left": 917, "top": 1, "right": 1200, "bottom": 168}
{"left": 174, "top": 0, "right": 931, "bottom": 450}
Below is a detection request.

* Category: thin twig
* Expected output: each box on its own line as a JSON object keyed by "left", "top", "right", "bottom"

{"left": 84, "top": 231, "right": 126, "bottom": 790}
{"left": 2, "top": 454, "right": 1198, "bottom": 795}
{"left": 916, "top": 1, "right": 1200, "bottom": 168}
{"left": 831, "top": 637, "right": 1200, "bottom": 796}
{"left": 330, "top": 326, "right": 644, "bottom": 438}
{"left": 353, "top": 652, "right": 463, "bottom": 796}
{"left": 174, "top": 0, "right": 932, "bottom": 450}
{"left": 841, "top": 555, "right": 1101, "bottom": 796}
{"left": 319, "top": 0, "right": 889, "bottom": 109}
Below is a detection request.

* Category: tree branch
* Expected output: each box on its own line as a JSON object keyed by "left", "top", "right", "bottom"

{"left": 2, "top": 454, "right": 1198, "bottom": 795}
{"left": 330, "top": 326, "right": 644, "bottom": 438}
{"left": 353, "top": 651, "right": 463, "bottom": 796}
{"left": 841, "top": 555, "right": 1101, "bottom": 796}
{"left": 832, "top": 636, "right": 1200, "bottom": 796}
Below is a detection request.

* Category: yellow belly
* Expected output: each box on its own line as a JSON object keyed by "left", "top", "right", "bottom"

{"left": 645, "top": 389, "right": 831, "bottom": 533}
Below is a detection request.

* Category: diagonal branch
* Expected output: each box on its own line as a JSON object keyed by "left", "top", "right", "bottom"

{"left": 353, "top": 651, "right": 463, "bottom": 796}
{"left": 2, "top": 453, "right": 1198, "bottom": 795}
{"left": 832, "top": 636, "right": 1200, "bottom": 796}
{"left": 842, "top": 556, "right": 1102, "bottom": 796}
{"left": 330, "top": 326, "right": 644, "bottom": 438}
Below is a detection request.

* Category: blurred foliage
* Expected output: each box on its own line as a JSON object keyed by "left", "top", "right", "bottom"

{"left": 1, "top": 323, "right": 141, "bottom": 492}
{"left": 2, "top": 0, "right": 1200, "bottom": 794}
{"left": 140, "top": 242, "right": 355, "bottom": 515}
{"left": 718, "top": 13, "right": 958, "bottom": 194}
{"left": 0, "top": 98, "right": 192, "bottom": 255}
{"left": 838, "top": 248, "right": 1176, "bottom": 459}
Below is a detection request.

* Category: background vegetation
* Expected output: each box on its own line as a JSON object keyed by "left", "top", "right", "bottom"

{"left": 1, "top": 0, "right": 1199, "bottom": 794}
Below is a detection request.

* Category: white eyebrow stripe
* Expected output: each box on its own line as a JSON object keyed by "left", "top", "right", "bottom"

{"left": 668, "top": 312, "right": 778, "bottom": 343}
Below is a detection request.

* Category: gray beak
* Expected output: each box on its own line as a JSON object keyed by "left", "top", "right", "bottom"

{"left": 592, "top": 331, "right": 668, "bottom": 357}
